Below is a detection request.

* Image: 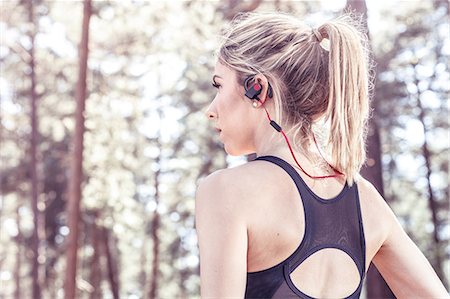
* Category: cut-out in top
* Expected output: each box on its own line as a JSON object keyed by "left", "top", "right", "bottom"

{"left": 245, "top": 155, "right": 366, "bottom": 299}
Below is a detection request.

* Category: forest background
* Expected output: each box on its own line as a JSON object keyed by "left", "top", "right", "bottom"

{"left": 0, "top": 0, "right": 449, "bottom": 298}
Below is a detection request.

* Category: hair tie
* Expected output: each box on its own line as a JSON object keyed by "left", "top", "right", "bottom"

{"left": 312, "top": 28, "right": 323, "bottom": 42}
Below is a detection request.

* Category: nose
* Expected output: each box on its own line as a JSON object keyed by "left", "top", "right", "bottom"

{"left": 205, "top": 110, "right": 217, "bottom": 119}
{"left": 205, "top": 102, "right": 217, "bottom": 120}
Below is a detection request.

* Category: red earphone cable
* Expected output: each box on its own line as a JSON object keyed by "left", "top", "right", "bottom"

{"left": 262, "top": 105, "right": 344, "bottom": 179}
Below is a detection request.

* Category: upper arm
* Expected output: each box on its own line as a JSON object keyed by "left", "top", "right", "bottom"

{"left": 195, "top": 171, "right": 248, "bottom": 298}
{"left": 372, "top": 194, "right": 449, "bottom": 298}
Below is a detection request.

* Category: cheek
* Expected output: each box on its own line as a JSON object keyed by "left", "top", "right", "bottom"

{"left": 222, "top": 104, "right": 256, "bottom": 155}
{"left": 216, "top": 90, "right": 240, "bottom": 122}
{"left": 222, "top": 96, "right": 248, "bottom": 130}
{"left": 223, "top": 89, "right": 241, "bottom": 110}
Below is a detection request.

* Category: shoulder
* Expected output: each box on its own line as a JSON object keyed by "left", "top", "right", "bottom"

{"left": 355, "top": 176, "right": 385, "bottom": 206}
{"left": 196, "top": 160, "right": 264, "bottom": 197}
{"left": 195, "top": 160, "right": 275, "bottom": 218}
{"left": 355, "top": 176, "right": 394, "bottom": 220}
{"left": 195, "top": 168, "right": 242, "bottom": 218}
{"left": 354, "top": 176, "right": 397, "bottom": 246}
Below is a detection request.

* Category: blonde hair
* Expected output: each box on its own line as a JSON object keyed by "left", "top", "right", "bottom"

{"left": 218, "top": 12, "right": 373, "bottom": 185}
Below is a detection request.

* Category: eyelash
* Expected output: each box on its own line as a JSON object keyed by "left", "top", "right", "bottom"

{"left": 212, "top": 82, "right": 221, "bottom": 89}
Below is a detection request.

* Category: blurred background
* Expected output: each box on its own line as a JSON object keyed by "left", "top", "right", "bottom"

{"left": 0, "top": 0, "right": 448, "bottom": 298}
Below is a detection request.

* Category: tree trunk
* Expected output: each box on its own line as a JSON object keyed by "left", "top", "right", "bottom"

{"left": 344, "top": 1, "right": 395, "bottom": 298}
{"left": 140, "top": 229, "right": 148, "bottom": 292}
{"left": 89, "top": 213, "right": 102, "bottom": 299}
{"left": 412, "top": 60, "right": 445, "bottom": 286}
{"left": 148, "top": 139, "right": 161, "bottom": 299}
{"left": 27, "top": 0, "right": 41, "bottom": 297}
{"left": 102, "top": 225, "right": 119, "bottom": 299}
{"left": 14, "top": 206, "right": 22, "bottom": 299}
{"left": 64, "top": 0, "right": 92, "bottom": 298}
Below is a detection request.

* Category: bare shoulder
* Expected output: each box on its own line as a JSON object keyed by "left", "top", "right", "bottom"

{"left": 355, "top": 176, "right": 397, "bottom": 258}
{"left": 197, "top": 159, "right": 272, "bottom": 184}
{"left": 195, "top": 160, "right": 272, "bottom": 213}
{"left": 356, "top": 176, "right": 396, "bottom": 224}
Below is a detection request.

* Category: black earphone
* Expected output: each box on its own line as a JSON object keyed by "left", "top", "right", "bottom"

{"left": 244, "top": 75, "right": 273, "bottom": 101}
{"left": 243, "top": 75, "right": 280, "bottom": 132}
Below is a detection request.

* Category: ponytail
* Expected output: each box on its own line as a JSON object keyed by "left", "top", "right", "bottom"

{"left": 319, "top": 15, "right": 372, "bottom": 185}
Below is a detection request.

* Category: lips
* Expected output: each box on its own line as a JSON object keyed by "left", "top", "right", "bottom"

{"left": 215, "top": 127, "right": 222, "bottom": 133}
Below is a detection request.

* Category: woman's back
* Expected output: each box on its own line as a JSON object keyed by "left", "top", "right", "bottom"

{"left": 219, "top": 155, "right": 390, "bottom": 298}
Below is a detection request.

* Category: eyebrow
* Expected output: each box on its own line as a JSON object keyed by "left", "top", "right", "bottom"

{"left": 212, "top": 75, "right": 222, "bottom": 81}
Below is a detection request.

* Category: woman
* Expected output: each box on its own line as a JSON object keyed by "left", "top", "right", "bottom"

{"left": 195, "top": 12, "right": 448, "bottom": 298}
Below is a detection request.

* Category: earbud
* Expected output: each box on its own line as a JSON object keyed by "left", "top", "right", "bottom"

{"left": 245, "top": 83, "right": 263, "bottom": 100}
{"left": 244, "top": 75, "right": 273, "bottom": 101}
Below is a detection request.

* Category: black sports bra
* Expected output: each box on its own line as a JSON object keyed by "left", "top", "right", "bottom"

{"left": 244, "top": 156, "right": 366, "bottom": 299}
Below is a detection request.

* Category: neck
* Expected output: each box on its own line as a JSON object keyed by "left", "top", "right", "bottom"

{"left": 253, "top": 126, "right": 337, "bottom": 178}
{"left": 250, "top": 102, "right": 338, "bottom": 178}
{"left": 254, "top": 127, "right": 307, "bottom": 163}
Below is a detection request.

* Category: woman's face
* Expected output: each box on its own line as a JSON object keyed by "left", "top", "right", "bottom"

{"left": 205, "top": 60, "right": 257, "bottom": 156}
